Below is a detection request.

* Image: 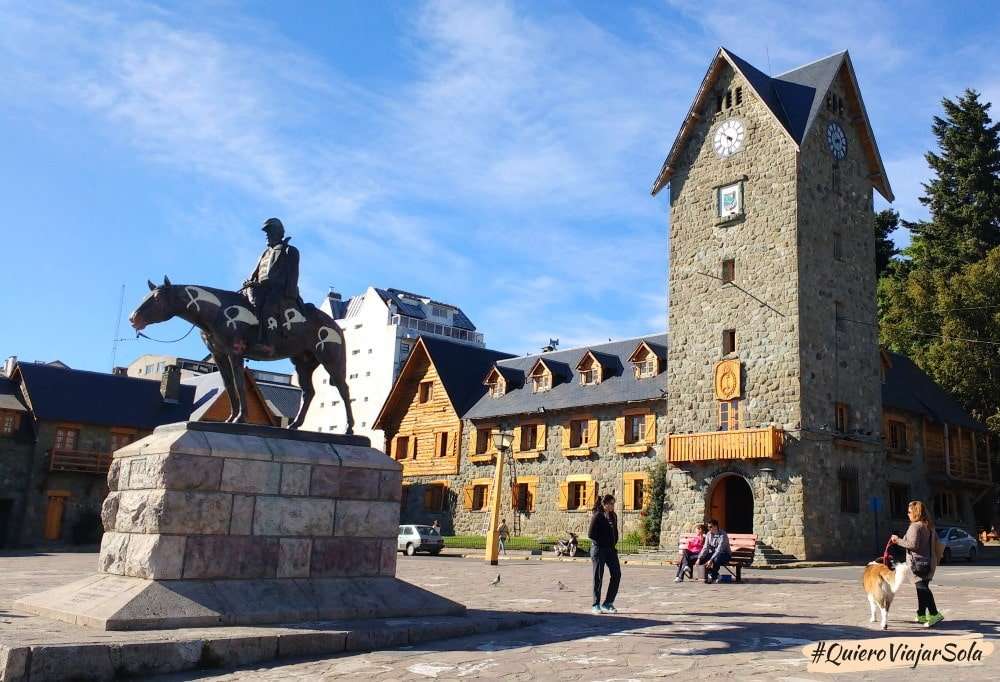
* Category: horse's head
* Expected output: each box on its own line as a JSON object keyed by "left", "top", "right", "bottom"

{"left": 129, "top": 276, "right": 178, "bottom": 331}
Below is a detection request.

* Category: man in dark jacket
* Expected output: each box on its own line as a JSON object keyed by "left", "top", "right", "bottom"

{"left": 242, "top": 217, "right": 301, "bottom": 346}
{"left": 588, "top": 493, "right": 621, "bottom": 614}
{"left": 696, "top": 519, "right": 731, "bottom": 583}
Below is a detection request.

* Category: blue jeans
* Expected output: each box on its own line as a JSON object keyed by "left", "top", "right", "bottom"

{"left": 696, "top": 551, "right": 730, "bottom": 581}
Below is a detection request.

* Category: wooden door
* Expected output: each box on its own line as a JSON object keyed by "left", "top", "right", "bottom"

{"left": 709, "top": 479, "right": 726, "bottom": 525}
{"left": 44, "top": 494, "right": 68, "bottom": 541}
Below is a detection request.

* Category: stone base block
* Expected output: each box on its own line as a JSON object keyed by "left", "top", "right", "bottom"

{"left": 15, "top": 573, "right": 464, "bottom": 631}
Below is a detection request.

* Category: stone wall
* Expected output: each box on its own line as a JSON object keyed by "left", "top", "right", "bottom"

{"left": 0, "top": 425, "right": 33, "bottom": 548}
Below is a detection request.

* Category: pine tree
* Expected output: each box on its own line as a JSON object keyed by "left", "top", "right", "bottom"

{"left": 874, "top": 208, "right": 899, "bottom": 277}
{"left": 904, "top": 89, "right": 1000, "bottom": 271}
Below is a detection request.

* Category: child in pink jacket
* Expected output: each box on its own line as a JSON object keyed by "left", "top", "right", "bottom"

{"left": 674, "top": 523, "right": 707, "bottom": 582}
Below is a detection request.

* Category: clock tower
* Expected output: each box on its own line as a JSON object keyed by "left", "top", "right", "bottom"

{"left": 652, "top": 49, "right": 894, "bottom": 559}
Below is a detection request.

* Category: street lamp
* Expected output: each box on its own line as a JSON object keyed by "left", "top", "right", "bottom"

{"left": 485, "top": 428, "right": 514, "bottom": 565}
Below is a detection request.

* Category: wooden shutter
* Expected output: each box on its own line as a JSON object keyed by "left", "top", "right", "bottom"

{"left": 510, "top": 483, "right": 519, "bottom": 510}
{"left": 561, "top": 423, "right": 571, "bottom": 450}
{"left": 433, "top": 432, "right": 442, "bottom": 458}
{"left": 449, "top": 430, "right": 458, "bottom": 457}
{"left": 586, "top": 480, "right": 598, "bottom": 509}
{"left": 588, "top": 419, "right": 598, "bottom": 447}
{"left": 615, "top": 417, "right": 626, "bottom": 446}
{"left": 527, "top": 482, "right": 536, "bottom": 511}
{"left": 462, "top": 485, "right": 473, "bottom": 511}
{"left": 644, "top": 414, "right": 657, "bottom": 444}
{"left": 423, "top": 487, "right": 434, "bottom": 510}
{"left": 641, "top": 476, "right": 650, "bottom": 510}
{"left": 488, "top": 427, "right": 498, "bottom": 454}
{"left": 558, "top": 481, "right": 569, "bottom": 510}
{"left": 624, "top": 477, "right": 635, "bottom": 511}
{"left": 536, "top": 423, "right": 546, "bottom": 450}
{"left": 513, "top": 426, "right": 522, "bottom": 452}
{"left": 410, "top": 436, "right": 418, "bottom": 459}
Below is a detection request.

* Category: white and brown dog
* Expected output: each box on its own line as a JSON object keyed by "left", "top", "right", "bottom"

{"left": 862, "top": 554, "right": 912, "bottom": 629}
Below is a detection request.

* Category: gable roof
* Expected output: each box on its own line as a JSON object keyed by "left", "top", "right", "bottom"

{"left": 465, "top": 334, "right": 667, "bottom": 420}
{"left": 628, "top": 339, "right": 667, "bottom": 364}
{"left": 13, "top": 363, "right": 195, "bottom": 430}
{"left": 0, "top": 377, "right": 28, "bottom": 412}
{"left": 374, "top": 288, "right": 477, "bottom": 331}
{"left": 651, "top": 48, "right": 893, "bottom": 201}
{"left": 183, "top": 370, "right": 279, "bottom": 426}
{"left": 374, "top": 336, "right": 515, "bottom": 429}
{"left": 882, "top": 351, "right": 985, "bottom": 432}
{"left": 257, "top": 381, "right": 302, "bottom": 422}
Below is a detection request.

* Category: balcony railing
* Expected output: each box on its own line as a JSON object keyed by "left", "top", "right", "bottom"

{"left": 666, "top": 426, "right": 784, "bottom": 463}
{"left": 49, "top": 448, "right": 113, "bottom": 475}
{"left": 390, "top": 314, "right": 484, "bottom": 345}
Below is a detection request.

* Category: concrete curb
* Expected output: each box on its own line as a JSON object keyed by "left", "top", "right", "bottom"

{"left": 433, "top": 551, "right": 851, "bottom": 570}
{"left": 0, "top": 612, "right": 542, "bottom": 682}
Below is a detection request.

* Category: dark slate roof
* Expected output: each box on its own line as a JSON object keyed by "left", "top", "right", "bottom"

{"left": 420, "top": 336, "right": 517, "bottom": 416}
{"left": 375, "top": 288, "right": 477, "bottom": 331}
{"left": 0, "top": 377, "right": 28, "bottom": 412}
{"left": 465, "top": 334, "right": 668, "bottom": 420}
{"left": 651, "top": 48, "right": 892, "bottom": 201}
{"left": 15, "top": 363, "right": 195, "bottom": 430}
{"left": 257, "top": 382, "right": 302, "bottom": 421}
{"left": 882, "top": 352, "right": 984, "bottom": 432}
{"left": 324, "top": 292, "right": 351, "bottom": 320}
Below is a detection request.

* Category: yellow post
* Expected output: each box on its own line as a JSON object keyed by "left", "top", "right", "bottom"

{"left": 484, "top": 448, "right": 506, "bottom": 565}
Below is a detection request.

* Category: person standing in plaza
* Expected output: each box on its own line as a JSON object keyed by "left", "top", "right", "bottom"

{"left": 498, "top": 519, "right": 509, "bottom": 556}
{"left": 589, "top": 494, "right": 621, "bottom": 614}
{"left": 892, "top": 500, "right": 944, "bottom": 627}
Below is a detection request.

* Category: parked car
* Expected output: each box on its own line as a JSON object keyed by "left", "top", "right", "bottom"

{"left": 936, "top": 526, "right": 978, "bottom": 563}
{"left": 397, "top": 525, "right": 444, "bottom": 556}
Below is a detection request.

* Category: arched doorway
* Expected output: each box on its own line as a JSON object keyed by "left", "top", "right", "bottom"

{"left": 708, "top": 474, "right": 754, "bottom": 534}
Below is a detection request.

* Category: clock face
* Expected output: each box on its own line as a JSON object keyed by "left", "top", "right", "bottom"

{"left": 713, "top": 119, "right": 746, "bottom": 158}
{"left": 827, "top": 122, "right": 847, "bottom": 159}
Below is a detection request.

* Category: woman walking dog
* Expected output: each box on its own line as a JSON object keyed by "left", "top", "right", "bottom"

{"left": 588, "top": 494, "right": 621, "bottom": 614}
{"left": 891, "top": 500, "right": 944, "bottom": 627}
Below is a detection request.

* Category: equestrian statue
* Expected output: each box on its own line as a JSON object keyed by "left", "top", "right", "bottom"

{"left": 129, "top": 218, "right": 353, "bottom": 432}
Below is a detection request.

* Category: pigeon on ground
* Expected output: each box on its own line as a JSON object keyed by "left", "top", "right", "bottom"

{"left": 556, "top": 581, "right": 567, "bottom": 591}
{"left": 489, "top": 574, "right": 501, "bottom": 587}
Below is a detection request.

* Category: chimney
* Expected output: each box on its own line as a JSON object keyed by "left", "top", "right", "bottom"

{"left": 328, "top": 287, "right": 342, "bottom": 301}
{"left": 3, "top": 355, "right": 16, "bottom": 377}
{"left": 112, "top": 366, "right": 128, "bottom": 376}
{"left": 160, "top": 364, "right": 181, "bottom": 403}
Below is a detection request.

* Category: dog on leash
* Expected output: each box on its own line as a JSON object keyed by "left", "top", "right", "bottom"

{"left": 862, "top": 553, "right": 912, "bottom": 629}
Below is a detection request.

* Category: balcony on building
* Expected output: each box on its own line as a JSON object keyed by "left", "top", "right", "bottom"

{"left": 49, "top": 448, "right": 113, "bottom": 475}
{"left": 389, "top": 314, "right": 484, "bottom": 345}
{"left": 666, "top": 426, "right": 784, "bottom": 463}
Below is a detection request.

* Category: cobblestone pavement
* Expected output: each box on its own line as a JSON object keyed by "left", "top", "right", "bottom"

{"left": 3, "top": 552, "right": 999, "bottom": 680}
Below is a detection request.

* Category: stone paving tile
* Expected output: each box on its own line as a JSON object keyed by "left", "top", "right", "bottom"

{"left": 3, "top": 552, "right": 1000, "bottom": 680}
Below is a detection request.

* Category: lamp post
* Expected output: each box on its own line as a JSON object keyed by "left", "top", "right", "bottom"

{"left": 485, "top": 428, "right": 514, "bottom": 565}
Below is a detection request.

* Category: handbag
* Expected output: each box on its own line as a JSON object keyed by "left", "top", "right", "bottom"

{"left": 911, "top": 556, "right": 931, "bottom": 578}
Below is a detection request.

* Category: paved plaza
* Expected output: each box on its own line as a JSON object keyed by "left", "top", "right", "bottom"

{"left": 2, "top": 551, "right": 999, "bottom": 680}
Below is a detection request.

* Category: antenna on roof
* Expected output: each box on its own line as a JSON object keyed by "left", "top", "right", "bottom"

{"left": 542, "top": 338, "right": 559, "bottom": 353}
{"left": 766, "top": 46, "right": 772, "bottom": 75}
{"left": 110, "top": 283, "right": 125, "bottom": 371}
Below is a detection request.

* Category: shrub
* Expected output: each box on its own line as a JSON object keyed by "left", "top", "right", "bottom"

{"left": 642, "top": 461, "right": 668, "bottom": 547}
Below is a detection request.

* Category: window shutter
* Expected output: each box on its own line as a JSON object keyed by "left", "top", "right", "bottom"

{"left": 642, "top": 477, "right": 651, "bottom": 510}
{"left": 561, "top": 423, "right": 571, "bottom": 450}
{"left": 488, "top": 428, "right": 498, "bottom": 454}
{"left": 558, "top": 482, "right": 569, "bottom": 510}
{"left": 410, "top": 436, "right": 418, "bottom": 459}
{"left": 624, "top": 477, "right": 635, "bottom": 511}
{"left": 434, "top": 432, "right": 442, "bottom": 457}
{"left": 513, "top": 426, "right": 522, "bottom": 452}
{"left": 510, "top": 483, "right": 518, "bottom": 510}
{"left": 586, "top": 480, "right": 598, "bottom": 509}
{"left": 449, "top": 431, "right": 458, "bottom": 457}
{"left": 536, "top": 423, "right": 546, "bottom": 450}
{"left": 462, "top": 485, "right": 473, "bottom": 511}
{"left": 472, "top": 428, "right": 480, "bottom": 455}
{"left": 528, "top": 483, "right": 536, "bottom": 511}
{"left": 615, "top": 417, "right": 626, "bottom": 446}
{"left": 644, "top": 414, "right": 657, "bottom": 444}
{"left": 588, "top": 419, "right": 598, "bottom": 447}
{"left": 423, "top": 487, "right": 434, "bottom": 509}
{"left": 392, "top": 437, "right": 401, "bottom": 459}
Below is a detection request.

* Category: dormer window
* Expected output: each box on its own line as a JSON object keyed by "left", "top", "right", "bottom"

{"left": 576, "top": 352, "right": 602, "bottom": 386}
{"left": 483, "top": 367, "right": 507, "bottom": 399}
{"left": 628, "top": 341, "right": 662, "bottom": 379}
{"left": 529, "top": 362, "right": 552, "bottom": 393}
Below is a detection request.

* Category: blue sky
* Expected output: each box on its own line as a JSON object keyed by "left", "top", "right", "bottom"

{"left": 2, "top": 1, "right": 999, "bottom": 373}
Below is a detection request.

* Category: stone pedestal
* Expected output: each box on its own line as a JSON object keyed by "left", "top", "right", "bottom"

{"left": 16, "top": 422, "right": 464, "bottom": 630}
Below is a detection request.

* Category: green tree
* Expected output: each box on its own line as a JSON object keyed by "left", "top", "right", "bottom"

{"left": 903, "top": 90, "right": 1000, "bottom": 272}
{"left": 875, "top": 208, "right": 900, "bottom": 277}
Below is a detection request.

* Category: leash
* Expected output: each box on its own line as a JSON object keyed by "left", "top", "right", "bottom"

{"left": 881, "top": 538, "right": 894, "bottom": 565}
{"left": 135, "top": 323, "right": 197, "bottom": 344}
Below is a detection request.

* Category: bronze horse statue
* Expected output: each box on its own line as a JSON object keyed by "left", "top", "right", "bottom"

{"left": 129, "top": 277, "right": 353, "bottom": 431}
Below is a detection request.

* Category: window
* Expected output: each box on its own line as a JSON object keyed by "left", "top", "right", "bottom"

{"left": 514, "top": 482, "right": 532, "bottom": 512}
{"left": 351, "top": 349, "right": 360, "bottom": 355}
{"left": 320, "top": 402, "right": 324, "bottom": 408}
{"left": 471, "top": 484, "right": 488, "bottom": 511}
{"left": 363, "top": 397, "right": 369, "bottom": 402}
{"left": 569, "top": 419, "right": 591, "bottom": 448}
{"left": 625, "top": 414, "right": 645, "bottom": 445}
{"left": 888, "top": 483, "right": 910, "bottom": 518}
{"left": 368, "top": 348, "right": 373, "bottom": 354}
{"left": 54, "top": 427, "right": 79, "bottom": 451}
{"left": 530, "top": 364, "right": 551, "bottom": 393}
{"left": 436, "top": 432, "right": 449, "bottom": 458}
{"left": 721, "top": 259, "right": 735, "bottom": 284}
{"left": 835, "top": 402, "right": 849, "bottom": 433}
{"left": 394, "top": 436, "right": 410, "bottom": 460}
{"left": 887, "top": 420, "right": 907, "bottom": 452}
{"left": 432, "top": 304, "right": 449, "bottom": 318}
{"left": 833, "top": 232, "right": 843, "bottom": 260}
{"left": 933, "top": 492, "right": 958, "bottom": 519}
{"left": 110, "top": 431, "right": 135, "bottom": 452}
{"left": 423, "top": 483, "right": 446, "bottom": 512}
{"left": 568, "top": 481, "right": 587, "bottom": 510}
{"left": 722, "top": 329, "right": 736, "bottom": 355}
{"left": 839, "top": 469, "right": 860, "bottom": 513}
{"left": 735, "top": 86, "right": 742, "bottom": 105}
{"left": 400, "top": 343, "right": 411, "bottom": 356}
{"left": 725, "top": 89, "right": 732, "bottom": 109}
{"left": 579, "top": 365, "right": 599, "bottom": 385}
{"left": 418, "top": 381, "right": 433, "bottom": 403}
{"left": 623, "top": 473, "right": 649, "bottom": 511}
{"left": 632, "top": 478, "right": 645, "bottom": 510}
{"left": 354, "top": 323, "right": 363, "bottom": 329}
{"left": 631, "top": 345, "right": 658, "bottom": 379}
{"left": 475, "top": 427, "right": 492, "bottom": 455}
{"left": 365, "top": 371, "right": 371, "bottom": 377}
{"left": 520, "top": 424, "right": 538, "bottom": 451}
{"left": 717, "top": 181, "right": 743, "bottom": 219}
{"left": 718, "top": 399, "right": 740, "bottom": 431}
{"left": 0, "top": 412, "right": 18, "bottom": 435}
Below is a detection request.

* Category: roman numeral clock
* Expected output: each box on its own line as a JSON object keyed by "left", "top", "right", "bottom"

{"left": 713, "top": 118, "right": 746, "bottom": 158}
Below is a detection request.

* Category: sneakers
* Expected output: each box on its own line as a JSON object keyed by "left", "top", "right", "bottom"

{"left": 591, "top": 605, "right": 602, "bottom": 615}
{"left": 600, "top": 604, "right": 618, "bottom": 614}
{"left": 924, "top": 613, "right": 944, "bottom": 628}
{"left": 674, "top": 577, "right": 682, "bottom": 583}
{"left": 704, "top": 577, "right": 716, "bottom": 584}
{"left": 915, "top": 614, "right": 926, "bottom": 624}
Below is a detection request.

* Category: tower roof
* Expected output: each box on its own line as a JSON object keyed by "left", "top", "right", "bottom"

{"left": 651, "top": 48, "right": 893, "bottom": 201}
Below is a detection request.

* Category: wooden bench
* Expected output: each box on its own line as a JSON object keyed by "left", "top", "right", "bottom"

{"left": 676, "top": 533, "right": 757, "bottom": 583}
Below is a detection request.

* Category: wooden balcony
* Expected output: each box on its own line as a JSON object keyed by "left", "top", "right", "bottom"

{"left": 49, "top": 448, "right": 113, "bottom": 475}
{"left": 666, "top": 427, "right": 783, "bottom": 463}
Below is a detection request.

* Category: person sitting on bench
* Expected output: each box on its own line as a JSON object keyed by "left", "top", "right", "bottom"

{"left": 675, "top": 523, "right": 706, "bottom": 582}
{"left": 695, "top": 519, "right": 731, "bottom": 584}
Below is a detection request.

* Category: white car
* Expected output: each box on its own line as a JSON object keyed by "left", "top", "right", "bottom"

{"left": 397, "top": 525, "right": 444, "bottom": 556}
{"left": 936, "top": 526, "right": 978, "bottom": 563}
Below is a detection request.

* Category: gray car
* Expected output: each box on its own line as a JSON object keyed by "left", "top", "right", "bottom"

{"left": 936, "top": 526, "right": 978, "bottom": 563}
{"left": 397, "top": 525, "right": 444, "bottom": 556}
